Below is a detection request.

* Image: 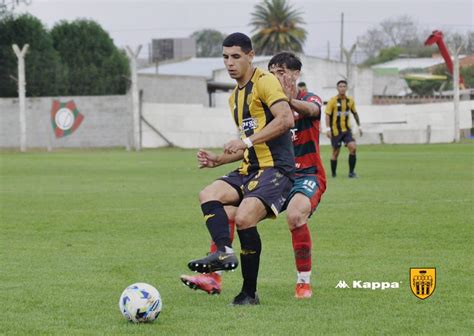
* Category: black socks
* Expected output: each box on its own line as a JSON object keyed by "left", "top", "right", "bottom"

{"left": 238, "top": 227, "right": 262, "bottom": 298}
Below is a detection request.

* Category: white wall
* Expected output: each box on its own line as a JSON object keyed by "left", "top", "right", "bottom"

{"left": 141, "top": 102, "right": 238, "bottom": 148}
{"left": 142, "top": 100, "right": 473, "bottom": 148}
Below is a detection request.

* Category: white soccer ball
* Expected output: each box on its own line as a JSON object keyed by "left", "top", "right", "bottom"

{"left": 119, "top": 283, "right": 162, "bottom": 323}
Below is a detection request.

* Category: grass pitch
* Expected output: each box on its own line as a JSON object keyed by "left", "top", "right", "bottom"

{"left": 1, "top": 143, "right": 473, "bottom": 335}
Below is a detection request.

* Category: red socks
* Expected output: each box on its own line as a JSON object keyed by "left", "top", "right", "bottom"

{"left": 291, "top": 224, "right": 312, "bottom": 272}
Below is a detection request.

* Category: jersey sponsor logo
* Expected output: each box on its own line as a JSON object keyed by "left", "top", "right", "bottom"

{"left": 337, "top": 111, "right": 349, "bottom": 116}
{"left": 241, "top": 117, "right": 258, "bottom": 132}
{"left": 410, "top": 268, "right": 436, "bottom": 300}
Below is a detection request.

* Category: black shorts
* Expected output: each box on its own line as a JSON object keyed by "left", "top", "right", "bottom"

{"left": 219, "top": 168, "right": 293, "bottom": 217}
{"left": 331, "top": 131, "right": 354, "bottom": 148}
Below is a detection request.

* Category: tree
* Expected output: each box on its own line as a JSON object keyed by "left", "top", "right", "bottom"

{"left": 191, "top": 29, "right": 226, "bottom": 57}
{"left": 358, "top": 16, "right": 421, "bottom": 60}
{"left": 50, "top": 19, "right": 129, "bottom": 95}
{"left": 250, "top": 0, "right": 306, "bottom": 55}
{"left": 0, "top": 14, "right": 65, "bottom": 97}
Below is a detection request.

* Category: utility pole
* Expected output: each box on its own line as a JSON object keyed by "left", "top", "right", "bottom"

{"left": 451, "top": 43, "right": 464, "bottom": 142}
{"left": 12, "top": 44, "right": 29, "bottom": 152}
{"left": 342, "top": 43, "right": 357, "bottom": 95}
{"left": 340, "top": 12, "right": 344, "bottom": 62}
{"left": 126, "top": 45, "right": 143, "bottom": 151}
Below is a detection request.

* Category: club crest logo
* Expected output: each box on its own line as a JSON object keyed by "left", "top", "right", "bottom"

{"left": 410, "top": 268, "right": 436, "bottom": 300}
{"left": 247, "top": 181, "right": 259, "bottom": 191}
{"left": 51, "top": 100, "right": 84, "bottom": 138}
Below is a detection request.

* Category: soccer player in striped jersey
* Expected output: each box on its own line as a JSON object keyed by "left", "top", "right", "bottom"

{"left": 184, "top": 33, "right": 295, "bottom": 306}
{"left": 181, "top": 52, "right": 326, "bottom": 299}
{"left": 268, "top": 52, "right": 326, "bottom": 298}
{"left": 324, "top": 80, "right": 362, "bottom": 178}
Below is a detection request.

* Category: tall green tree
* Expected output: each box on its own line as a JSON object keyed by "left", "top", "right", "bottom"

{"left": 0, "top": 14, "right": 65, "bottom": 97}
{"left": 50, "top": 19, "right": 129, "bottom": 95}
{"left": 191, "top": 29, "right": 226, "bottom": 57}
{"left": 250, "top": 0, "right": 306, "bottom": 55}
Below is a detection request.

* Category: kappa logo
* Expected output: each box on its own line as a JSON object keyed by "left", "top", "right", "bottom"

{"left": 290, "top": 128, "right": 298, "bottom": 141}
{"left": 335, "top": 280, "right": 401, "bottom": 290}
{"left": 410, "top": 267, "right": 436, "bottom": 300}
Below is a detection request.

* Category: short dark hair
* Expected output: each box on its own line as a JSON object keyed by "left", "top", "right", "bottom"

{"left": 298, "top": 82, "right": 306, "bottom": 87}
{"left": 222, "top": 33, "right": 253, "bottom": 53}
{"left": 337, "top": 80, "right": 347, "bottom": 86}
{"left": 268, "top": 51, "right": 302, "bottom": 71}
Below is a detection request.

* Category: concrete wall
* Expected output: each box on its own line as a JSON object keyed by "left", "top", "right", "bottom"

{"left": 2, "top": 96, "right": 471, "bottom": 149}
{"left": 141, "top": 102, "right": 237, "bottom": 148}
{"left": 0, "top": 95, "right": 131, "bottom": 149}
{"left": 138, "top": 74, "right": 208, "bottom": 105}
{"left": 142, "top": 100, "right": 473, "bottom": 148}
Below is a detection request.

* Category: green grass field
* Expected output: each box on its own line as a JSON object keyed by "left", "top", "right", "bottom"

{"left": 1, "top": 143, "right": 473, "bottom": 335}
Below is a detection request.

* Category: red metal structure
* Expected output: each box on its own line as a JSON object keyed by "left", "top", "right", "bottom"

{"left": 424, "top": 30, "right": 465, "bottom": 89}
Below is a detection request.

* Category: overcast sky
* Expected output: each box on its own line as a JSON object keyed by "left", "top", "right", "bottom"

{"left": 13, "top": 0, "right": 474, "bottom": 60}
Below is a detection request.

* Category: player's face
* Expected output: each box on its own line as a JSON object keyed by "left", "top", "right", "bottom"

{"left": 337, "top": 83, "right": 347, "bottom": 95}
{"left": 268, "top": 64, "right": 299, "bottom": 85}
{"left": 223, "top": 46, "right": 254, "bottom": 80}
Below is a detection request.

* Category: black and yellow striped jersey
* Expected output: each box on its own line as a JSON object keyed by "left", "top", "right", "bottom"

{"left": 228, "top": 68, "right": 294, "bottom": 175}
{"left": 325, "top": 95, "right": 358, "bottom": 136}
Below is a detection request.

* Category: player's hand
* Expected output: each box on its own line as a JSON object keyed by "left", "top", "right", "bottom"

{"left": 278, "top": 74, "right": 297, "bottom": 100}
{"left": 224, "top": 139, "right": 246, "bottom": 154}
{"left": 197, "top": 149, "right": 219, "bottom": 168}
{"left": 359, "top": 128, "right": 363, "bottom": 137}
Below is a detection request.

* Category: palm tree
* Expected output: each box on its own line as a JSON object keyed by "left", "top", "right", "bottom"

{"left": 250, "top": 0, "right": 307, "bottom": 55}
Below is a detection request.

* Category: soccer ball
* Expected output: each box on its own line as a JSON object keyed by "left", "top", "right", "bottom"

{"left": 119, "top": 283, "right": 162, "bottom": 323}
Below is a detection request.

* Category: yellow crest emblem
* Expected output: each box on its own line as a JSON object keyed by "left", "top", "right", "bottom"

{"left": 410, "top": 268, "right": 436, "bottom": 300}
{"left": 247, "top": 181, "right": 259, "bottom": 191}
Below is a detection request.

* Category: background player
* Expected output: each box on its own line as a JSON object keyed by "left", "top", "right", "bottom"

{"left": 325, "top": 80, "right": 362, "bottom": 178}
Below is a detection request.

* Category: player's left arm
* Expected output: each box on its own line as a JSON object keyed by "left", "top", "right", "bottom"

{"left": 223, "top": 101, "right": 293, "bottom": 154}
{"left": 224, "top": 74, "right": 294, "bottom": 154}
{"left": 350, "top": 99, "right": 362, "bottom": 136}
{"left": 290, "top": 96, "right": 321, "bottom": 117}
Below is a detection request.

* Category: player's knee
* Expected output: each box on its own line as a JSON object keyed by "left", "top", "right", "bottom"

{"left": 286, "top": 210, "right": 304, "bottom": 231}
{"left": 199, "top": 186, "right": 215, "bottom": 203}
{"left": 235, "top": 213, "right": 255, "bottom": 230}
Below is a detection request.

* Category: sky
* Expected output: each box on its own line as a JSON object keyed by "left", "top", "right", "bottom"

{"left": 11, "top": 0, "right": 474, "bottom": 61}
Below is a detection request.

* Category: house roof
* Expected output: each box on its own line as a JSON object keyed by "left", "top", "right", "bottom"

{"left": 372, "top": 58, "right": 446, "bottom": 71}
{"left": 138, "top": 56, "right": 272, "bottom": 79}
{"left": 371, "top": 55, "right": 472, "bottom": 72}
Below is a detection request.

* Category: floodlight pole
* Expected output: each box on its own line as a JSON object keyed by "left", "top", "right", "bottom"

{"left": 126, "top": 45, "right": 142, "bottom": 151}
{"left": 451, "top": 43, "right": 464, "bottom": 143}
{"left": 12, "top": 44, "right": 29, "bottom": 152}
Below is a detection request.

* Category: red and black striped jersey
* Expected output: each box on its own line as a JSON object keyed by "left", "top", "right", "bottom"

{"left": 291, "top": 91, "right": 326, "bottom": 183}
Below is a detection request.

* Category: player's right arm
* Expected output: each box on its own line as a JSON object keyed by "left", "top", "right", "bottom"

{"left": 197, "top": 149, "right": 244, "bottom": 168}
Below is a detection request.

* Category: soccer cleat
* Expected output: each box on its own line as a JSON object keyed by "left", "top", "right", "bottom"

{"left": 295, "top": 283, "right": 312, "bottom": 299}
{"left": 348, "top": 172, "right": 358, "bottom": 178}
{"left": 332, "top": 173, "right": 337, "bottom": 178}
{"left": 180, "top": 273, "right": 222, "bottom": 295}
{"left": 188, "top": 250, "right": 238, "bottom": 273}
{"left": 230, "top": 292, "right": 260, "bottom": 306}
